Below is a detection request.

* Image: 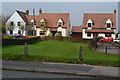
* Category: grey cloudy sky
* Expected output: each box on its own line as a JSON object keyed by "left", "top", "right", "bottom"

{"left": 2, "top": 2, "right": 118, "bottom": 26}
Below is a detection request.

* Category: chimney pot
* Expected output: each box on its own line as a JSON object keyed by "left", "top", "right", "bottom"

{"left": 39, "top": 8, "right": 42, "bottom": 15}
{"left": 26, "top": 9, "right": 29, "bottom": 15}
{"left": 114, "top": 9, "right": 116, "bottom": 14}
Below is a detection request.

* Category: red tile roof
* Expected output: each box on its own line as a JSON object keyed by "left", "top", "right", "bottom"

{"left": 50, "top": 29, "right": 57, "bottom": 31}
{"left": 85, "top": 29, "right": 114, "bottom": 33}
{"left": 25, "top": 13, "right": 69, "bottom": 28}
{"left": 72, "top": 26, "right": 82, "bottom": 32}
{"left": 82, "top": 13, "right": 116, "bottom": 28}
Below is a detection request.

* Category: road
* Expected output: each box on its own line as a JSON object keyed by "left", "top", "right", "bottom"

{"left": 2, "top": 70, "right": 92, "bottom": 78}
{"left": 2, "top": 60, "right": 119, "bottom": 79}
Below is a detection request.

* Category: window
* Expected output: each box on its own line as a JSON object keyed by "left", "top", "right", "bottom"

{"left": 88, "top": 23, "right": 92, "bottom": 27}
{"left": 40, "top": 31, "right": 45, "bottom": 35}
{"left": 58, "top": 22, "right": 62, "bottom": 27}
{"left": 18, "top": 30, "right": 21, "bottom": 34}
{"left": 87, "top": 19, "right": 93, "bottom": 27}
{"left": 40, "top": 19, "right": 46, "bottom": 26}
{"left": 105, "top": 33, "right": 111, "bottom": 37}
{"left": 106, "top": 19, "right": 112, "bottom": 28}
{"left": 106, "top": 23, "right": 111, "bottom": 28}
{"left": 18, "top": 22, "right": 20, "bottom": 26}
{"left": 11, "top": 22, "right": 14, "bottom": 26}
{"left": 10, "top": 30, "right": 13, "bottom": 34}
{"left": 87, "top": 33, "right": 91, "bottom": 37}
{"left": 57, "top": 19, "right": 64, "bottom": 27}
{"left": 40, "top": 22, "right": 45, "bottom": 26}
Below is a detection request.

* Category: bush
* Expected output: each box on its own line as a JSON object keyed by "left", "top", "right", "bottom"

{"left": 48, "top": 33, "right": 53, "bottom": 36}
{"left": 55, "top": 33, "right": 61, "bottom": 36}
{"left": 3, "top": 36, "right": 13, "bottom": 39}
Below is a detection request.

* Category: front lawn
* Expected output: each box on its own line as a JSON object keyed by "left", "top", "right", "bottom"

{"left": 2, "top": 41, "right": 120, "bottom": 66}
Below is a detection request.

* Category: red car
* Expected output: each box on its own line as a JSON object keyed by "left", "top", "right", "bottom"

{"left": 99, "top": 37, "right": 113, "bottom": 42}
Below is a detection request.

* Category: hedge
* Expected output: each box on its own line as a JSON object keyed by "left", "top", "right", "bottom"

{"left": 2, "top": 36, "right": 40, "bottom": 46}
{"left": 40, "top": 36, "right": 91, "bottom": 43}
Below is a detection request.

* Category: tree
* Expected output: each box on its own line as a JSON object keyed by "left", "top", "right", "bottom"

{"left": 0, "top": 14, "right": 11, "bottom": 35}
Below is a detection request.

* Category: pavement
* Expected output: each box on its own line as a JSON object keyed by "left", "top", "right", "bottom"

{"left": 96, "top": 42, "right": 120, "bottom": 54}
{"left": 2, "top": 60, "right": 120, "bottom": 79}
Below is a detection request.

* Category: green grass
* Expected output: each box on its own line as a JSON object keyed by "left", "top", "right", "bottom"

{"left": 2, "top": 41, "right": 120, "bottom": 67}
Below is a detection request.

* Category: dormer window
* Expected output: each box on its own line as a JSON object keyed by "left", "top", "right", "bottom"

{"left": 87, "top": 19, "right": 93, "bottom": 27}
{"left": 31, "top": 19, "right": 35, "bottom": 26}
{"left": 106, "top": 19, "right": 112, "bottom": 28}
{"left": 40, "top": 18, "right": 46, "bottom": 26}
{"left": 57, "top": 19, "right": 64, "bottom": 27}
{"left": 88, "top": 23, "right": 92, "bottom": 27}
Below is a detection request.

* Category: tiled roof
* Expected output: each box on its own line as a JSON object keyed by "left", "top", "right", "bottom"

{"left": 85, "top": 29, "right": 114, "bottom": 33}
{"left": 82, "top": 13, "right": 116, "bottom": 28}
{"left": 16, "top": 10, "right": 28, "bottom": 23}
{"left": 50, "top": 29, "right": 57, "bottom": 31}
{"left": 25, "top": 13, "right": 69, "bottom": 28}
{"left": 72, "top": 26, "right": 82, "bottom": 32}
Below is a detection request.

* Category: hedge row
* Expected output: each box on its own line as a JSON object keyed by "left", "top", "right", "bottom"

{"left": 2, "top": 36, "right": 91, "bottom": 46}
{"left": 2, "top": 37, "right": 40, "bottom": 46}
{"left": 40, "top": 36, "right": 91, "bottom": 43}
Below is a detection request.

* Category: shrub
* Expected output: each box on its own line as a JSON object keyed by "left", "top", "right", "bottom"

{"left": 48, "top": 33, "right": 53, "bottom": 36}
{"left": 55, "top": 33, "right": 61, "bottom": 36}
{"left": 3, "top": 36, "right": 13, "bottom": 39}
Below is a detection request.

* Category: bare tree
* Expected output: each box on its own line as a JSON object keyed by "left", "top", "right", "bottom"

{"left": 0, "top": 14, "right": 9, "bottom": 35}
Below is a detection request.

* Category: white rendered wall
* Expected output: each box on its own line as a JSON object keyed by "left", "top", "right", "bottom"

{"left": 6, "top": 11, "right": 26, "bottom": 36}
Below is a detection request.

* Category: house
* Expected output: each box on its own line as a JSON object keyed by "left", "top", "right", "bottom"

{"left": 72, "top": 10, "right": 117, "bottom": 39}
{"left": 6, "top": 9, "right": 70, "bottom": 36}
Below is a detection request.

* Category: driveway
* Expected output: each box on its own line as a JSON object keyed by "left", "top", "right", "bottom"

{"left": 96, "top": 42, "right": 120, "bottom": 54}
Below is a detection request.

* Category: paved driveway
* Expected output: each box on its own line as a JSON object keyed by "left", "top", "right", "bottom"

{"left": 96, "top": 42, "right": 120, "bottom": 54}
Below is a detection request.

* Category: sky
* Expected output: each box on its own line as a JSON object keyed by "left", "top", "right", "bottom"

{"left": 2, "top": 2, "right": 118, "bottom": 26}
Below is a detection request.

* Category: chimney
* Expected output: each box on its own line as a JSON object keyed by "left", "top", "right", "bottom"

{"left": 39, "top": 8, "right": 42, "bottom": 15}
{"left": 26, "top": 9, "right": 29, "bottom": 15}
{"left": 114, "top": 9, "right": 116, "bottom": 14}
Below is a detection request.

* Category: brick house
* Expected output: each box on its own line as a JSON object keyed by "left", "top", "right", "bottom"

{"left": 6, "top": 9, "right": 70, "bottom": 36}
{"left": 72, "top": 10, "right": 117, "bottom": 39}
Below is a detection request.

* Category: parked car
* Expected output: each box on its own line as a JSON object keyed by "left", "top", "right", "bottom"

{"left": 93, "top": 36, "right": 103, "bottom": 41}
{"left": 113, "top": 38, "right": 120, "bottom": 44}
{"left": 99, "top": 37, "right": 113, "bottom": 43}
{"left": 13, "top": 35, "right": 29, "bottom": 39}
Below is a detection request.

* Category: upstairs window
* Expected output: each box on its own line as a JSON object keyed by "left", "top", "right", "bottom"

{"left": 106, "top": 23, "right": 111, "bottom": 28}
{"left": 40, "top": 18, "right": 46, "bottom": 26}
{"left": 58, "top": 22, "right": 62, "bottom": 27}
{"left": 106, "top": 19, "right": 112, "bottom": 28}
{"left": 88, "top": 23, "right": 92, "bottom": 27}
{"left": 57, "top": 19, "right": 64, "bottom": 27}
{"left": 18, "top": 22, "right": 20, "bottom": 26}
{"left": 31, "top": 19, "right": 35, "bottom": 26}
{"left": 11, "top": 22, "right": 14, "bottom": 26}
{"left": 87, "top": 19, "right": 93, "bottom": 27}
